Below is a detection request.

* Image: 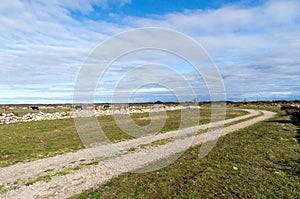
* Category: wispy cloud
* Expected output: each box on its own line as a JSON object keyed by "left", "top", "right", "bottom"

{"left": 0, "top": 0, "right": 127, "bottom": 102}
{"left": 0, "top": 0, "right": 299, "bottom": 103}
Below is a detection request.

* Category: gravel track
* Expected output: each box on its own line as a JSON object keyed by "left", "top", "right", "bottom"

{"left": 0, "top": 109, "right": 275, "bottom": 199}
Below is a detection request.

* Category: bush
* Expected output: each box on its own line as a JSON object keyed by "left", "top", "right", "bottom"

{"left": 280, "top": 104, "right": 291, "bottom": 111}
{"left": 282, "top": 105, "right": 300, "bottom": 122}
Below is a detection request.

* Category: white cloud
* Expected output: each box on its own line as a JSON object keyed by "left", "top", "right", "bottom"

{"left": 125, "top": 0, "right": 300, "bottom": 33}
{"left": 0, "top": 0, "right": 299, "bottom": 103}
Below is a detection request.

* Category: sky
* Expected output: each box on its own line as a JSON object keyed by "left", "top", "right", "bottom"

{"left": 0, "top": 0, "right": 300, "bottom": 104}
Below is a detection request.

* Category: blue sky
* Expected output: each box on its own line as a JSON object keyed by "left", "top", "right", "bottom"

{"left": 0, "top": 0, "right": 300, "bottom": 104}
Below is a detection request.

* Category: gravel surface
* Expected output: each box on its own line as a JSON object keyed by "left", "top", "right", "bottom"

{"left": 0, "top": 109, "right": 275, "bottom": 199}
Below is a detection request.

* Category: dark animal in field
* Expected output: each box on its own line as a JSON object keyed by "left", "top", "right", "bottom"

{"left": 103, "top": 105, "right": 109, "bottom": 109}
{"left": 74, "top": 105, "right": 83, "bottom": 110}
{"left": 31, "top": 106, "right": 39, "bottom": 110}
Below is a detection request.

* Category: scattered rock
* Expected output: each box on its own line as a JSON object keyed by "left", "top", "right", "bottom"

{"left": 0, "top": 105, "right": 196, "bottom": 125}
{"left": 0, "top": 111, "right": 71, "bottom": 125}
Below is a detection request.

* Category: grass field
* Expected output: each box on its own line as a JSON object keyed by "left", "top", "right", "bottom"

{"left": 0, "top": 108, "right": 247, "bottom": 167}
{"left": 71, "top": 108, "right": 300, "bottom": 199}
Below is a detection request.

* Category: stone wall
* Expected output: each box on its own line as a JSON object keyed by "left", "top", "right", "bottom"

{"left": 0, "top": 112, "right": 69, "bottom": 124}
{"left": 0, "top": 105, "right": 199, "bottom": 125}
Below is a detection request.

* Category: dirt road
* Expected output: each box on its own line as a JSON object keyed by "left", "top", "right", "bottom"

{"left": 0, "top": 109, "right": 275, "bottom": 199}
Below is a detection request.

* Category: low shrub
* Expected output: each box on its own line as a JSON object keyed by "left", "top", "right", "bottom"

{"left": 282, "top": 105, "right": 300, "bottom": 122}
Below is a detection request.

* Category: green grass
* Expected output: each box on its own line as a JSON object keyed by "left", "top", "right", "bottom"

{"left": 0, "top": 108, "right": 247, "bottom": 167}
{"left": 223, "top": 111, "right": 264, "bottom": 127}
{"left": 0, "top": 118, "right": 82, "bottom": 167}
{"left": 0, "top": 185, "right": 5, "bottom": 194}
{"left": 55, "top": 159, "right": 100, "bottom": 177}
{"left": 127, "top": 138, "right": 175, "bottom": 152}
{"left": 71, "top": 110, "right": 300, "bottom": 199}
{"left": 25, "top": 174, "right": 52, "bottom": 186}
{"left": 230, "top": 104, "right": 280, "bottom": 112}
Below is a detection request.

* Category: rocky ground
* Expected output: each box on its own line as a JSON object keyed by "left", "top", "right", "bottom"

{"left": 0, "top": 105, "right": 195, "bottom": 125}
{"left": 0, "top": 112, "right": 69, "bottom": 124}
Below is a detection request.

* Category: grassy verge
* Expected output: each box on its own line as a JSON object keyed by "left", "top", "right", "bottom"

{"left": 71, "top": 110, "right": 300, "bottom": 199}
{"left": 0, "top": 118, "right": 82, "bottom": 167}
{"left": 223, "top": 111, "right": 264, "bottom": 127}
{"left": 0, "top": 108, "right": 246, "bottom": 167}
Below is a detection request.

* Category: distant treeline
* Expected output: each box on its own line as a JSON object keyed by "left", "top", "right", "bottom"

{"left": 1, "top": 100, "right": 299, "bottom": 107}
